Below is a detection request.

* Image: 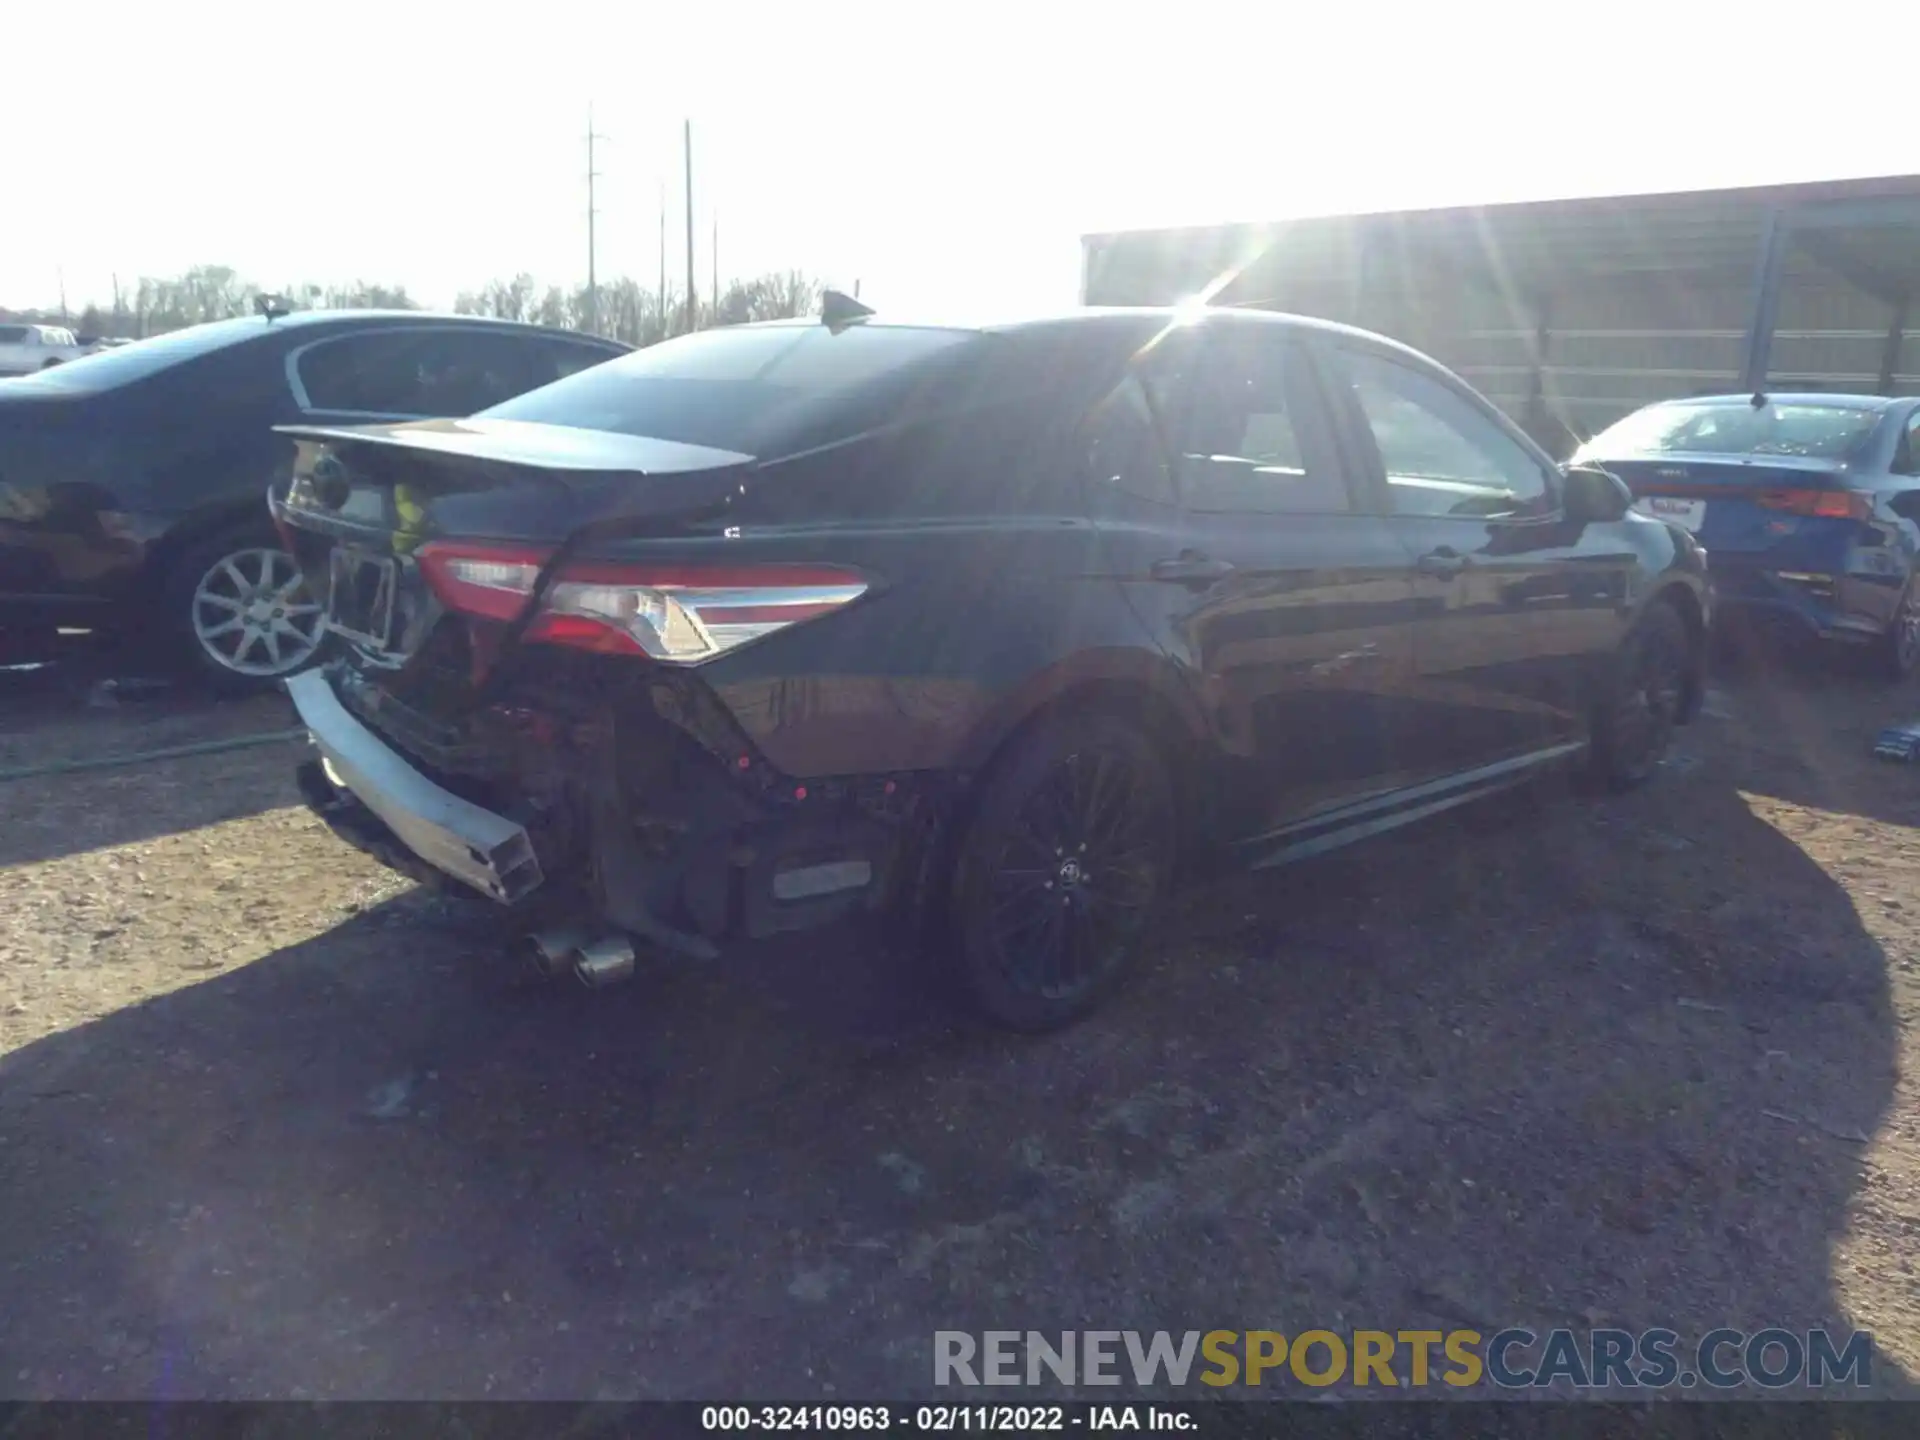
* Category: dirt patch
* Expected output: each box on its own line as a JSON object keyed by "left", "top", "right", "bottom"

{"left": 2, "top": 660, "right": 1919, "bottom": 1400}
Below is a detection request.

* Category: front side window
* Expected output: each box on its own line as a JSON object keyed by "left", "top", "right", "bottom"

{"left": 1343, "top": 349, "right": 1553, "bottom": 520}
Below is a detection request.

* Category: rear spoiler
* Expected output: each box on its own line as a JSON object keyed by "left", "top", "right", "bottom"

{"left": 273, "top": 416, "right": 754, "bottom": 475}
{"left": 275, "top": 416, "right": 760, "bottom": 703}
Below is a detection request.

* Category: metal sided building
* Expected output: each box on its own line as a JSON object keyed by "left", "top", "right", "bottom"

{"left": 1080, "top": 174, "right": 1920, "bottom": 459}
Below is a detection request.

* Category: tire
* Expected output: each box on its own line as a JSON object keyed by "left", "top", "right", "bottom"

{"left": 1872, "top": 577, "right": 1920, "bottom": 683}
{"left": 39, "top": 357, "right": 62, "bottom": 370}
{"left": 160, "top": 527, "right": 330, "bottom": 695}
{"left": 1589, "top": 600, "right": 1691, "bottom": 791}
{"left": 948, "top": 711, "right": 1177, "bottom": 1032}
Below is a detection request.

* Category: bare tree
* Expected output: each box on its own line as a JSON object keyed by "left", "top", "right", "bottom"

{"left": 455, "top": 273, "right": 539, "bottom": 322}
{"left": 532, "top": 285, "right": 574, "bottom": 330}
{"left": 321, "top": 282, "right": 419, "bottom": 310}
{"left": 10, "top": 264, "right": 822, "bottom": 347}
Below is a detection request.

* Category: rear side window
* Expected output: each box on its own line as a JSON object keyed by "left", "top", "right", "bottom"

{"left": 295, "top": 329, "right": 563, "bottom": 416}
{"left": 1898, "top": 409, "right": 1920, "bottom": 476}
{"left": 481, "top": 323, "right": 982, "bottom": 455}
{"left": 1589, "top": 400, "right": 1882, "bottom": 460}
{"left": 1153, "top": 326, "right": 1347, "bottom": 514}
{"left": 0, "top": 326, "right": 27, "bottom": 343}
{"left": 544, "top": 338, "right": 618, "bottom": 380}
{"left": 1082, "top": 374, "right": 1177, "bottom": 507}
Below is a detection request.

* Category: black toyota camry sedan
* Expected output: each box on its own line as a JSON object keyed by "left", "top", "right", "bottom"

{"left": 276, "top": 298, "right": 1710, "bottom": 1030}
{"left": 0, "top": 306, "right": 626, "bottom": 689}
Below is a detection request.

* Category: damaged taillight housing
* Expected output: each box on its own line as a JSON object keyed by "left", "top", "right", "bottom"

{"left": 416, "top": 542, "right": 870, "bottom": 663}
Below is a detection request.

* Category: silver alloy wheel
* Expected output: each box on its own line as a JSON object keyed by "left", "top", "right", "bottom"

{"left": 1896, "top": 586, "right": 1920, "bottom": 674}
{"left": 190, "top": 546, "right": 325, "bottom": 677}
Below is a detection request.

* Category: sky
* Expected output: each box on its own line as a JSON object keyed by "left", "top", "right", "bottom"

{"left": 6, "top": 0, "right": 1917, "bottom": 318}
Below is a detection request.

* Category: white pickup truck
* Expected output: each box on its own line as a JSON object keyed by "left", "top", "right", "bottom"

{"left": 0, "top": 323, "right": 91, "bottom": 375}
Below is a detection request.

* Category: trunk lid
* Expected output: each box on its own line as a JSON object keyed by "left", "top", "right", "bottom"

{"left": 271, "top": 417, "right": 757, "bottom": 706}
{"left": 1596, "top": 453, "right": 1863, "bottom": 559}
{"left": 274, "top": 417, "right": 754, "bottom": 547}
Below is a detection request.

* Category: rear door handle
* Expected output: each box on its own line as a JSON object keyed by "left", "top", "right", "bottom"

{"left": 1150, "top": 555, "right": 1236, "bottom": 587}
{"left": 1416, "top": 548, "right": 1467, "bottom": 578}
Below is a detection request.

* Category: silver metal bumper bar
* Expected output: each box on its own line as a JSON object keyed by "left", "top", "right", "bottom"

{"left": 286, "top": 668, "right": 543, "bottom": 904}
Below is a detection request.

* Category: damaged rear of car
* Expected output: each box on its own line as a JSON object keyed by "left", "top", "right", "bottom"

{"left": 273, "top": 305, "right": 1164, "bottom": 1025}
{"left": 279, "top": 302, "right": 1707, "bottom": 1031}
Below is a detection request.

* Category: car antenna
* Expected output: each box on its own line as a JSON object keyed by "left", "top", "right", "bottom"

{"left": 820, "top": 288, "right": 874, "bottom": 332}
{"left": 255, "top": 293, "right": 293, "bottom": 322}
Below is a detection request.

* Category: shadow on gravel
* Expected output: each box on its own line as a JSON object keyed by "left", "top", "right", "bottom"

{"left": 0, "top": 657, "right": 298, "bottom": 867}
{"left": 1705, "top": 645, "right": 1920, "bottom": 829}
{"left": 0, "top": 738, "right": 1905, "bottom": 1400}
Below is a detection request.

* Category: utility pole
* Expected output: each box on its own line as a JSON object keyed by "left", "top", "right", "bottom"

{"left": 586, "top": 104, "right": 607, "bottom": 335}
{"left": 684, "top": 119, "right": 697, "bottom": 333}
{"left": 57, "top": 268, "right": 68, "bottom": 321}
{"left": 711, "top": 212, "right": 718, "bottom": 318}
{"left": 657, "top": 181, "right": 667, "bottom": 337}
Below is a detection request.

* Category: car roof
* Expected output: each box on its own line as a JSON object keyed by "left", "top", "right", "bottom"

{"left": 0, "top": 310, "right": 629, "bottom": 401}
{"left": 80, "top": 310, "right": 625, "bottom": 352}
{"left": 1651, "top": 392, "right": 1898, "bottom": 412}
{"left": 730, "top": 303, "right": 1425, "bottom": 356}
{"left": 244, "top": 309, "right": 628, "bottom": 345}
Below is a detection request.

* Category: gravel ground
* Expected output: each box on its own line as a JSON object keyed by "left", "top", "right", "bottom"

{"left": 2, "top": 657, "right": 1920, "bottom": 1402}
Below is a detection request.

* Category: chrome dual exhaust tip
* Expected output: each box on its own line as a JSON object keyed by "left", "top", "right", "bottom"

{"left": 573, "top": 935, "right": 637, "bottom": 989}
{"left": 519, "top": 929, "right": 637, "bottom": 988}
{"left": 522, "top": 927, "right": 589, "bottom": 979}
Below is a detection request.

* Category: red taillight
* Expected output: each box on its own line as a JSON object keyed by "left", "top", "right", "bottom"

{"left": 1755, "top": 489, "right": 1871, "bottom": 521}
{"left": 417, "top": 541, "right": 870, "bottom": 662}
{"left": 417, "top": 544, "right": 548, "bottom": 623}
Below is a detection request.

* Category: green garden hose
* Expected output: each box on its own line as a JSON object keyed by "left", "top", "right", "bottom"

{"left": 0, "top": 726, "right": 307, "bottom": 783}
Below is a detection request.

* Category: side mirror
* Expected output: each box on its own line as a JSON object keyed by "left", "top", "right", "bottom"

{"left": 1560, "top": 462, "right": 1632, "bottom": 524}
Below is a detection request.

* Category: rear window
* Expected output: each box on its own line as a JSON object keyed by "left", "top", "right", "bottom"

{"left": 1588, "top": 401, "right": 1881, "bottom": 461}
{"left": 480, "top": 322, "right": 982, "bottom": 455}
{"left": 0, "top": 326, "right": 30, "bottom": 344}
{"left": 5, "top": 316, "right": 264, "bottom": 394}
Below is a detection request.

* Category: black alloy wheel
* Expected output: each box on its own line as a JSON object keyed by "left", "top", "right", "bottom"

{"left": 951, "top": 712, "right": 1175, "bottom": 1031}
{"left": 1591, "top": 601, "right": 1691, "bottom": 790}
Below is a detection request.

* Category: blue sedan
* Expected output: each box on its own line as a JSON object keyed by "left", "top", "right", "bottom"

{"left": 1575, "top": 393, "right": 1920, "bottom": 679}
